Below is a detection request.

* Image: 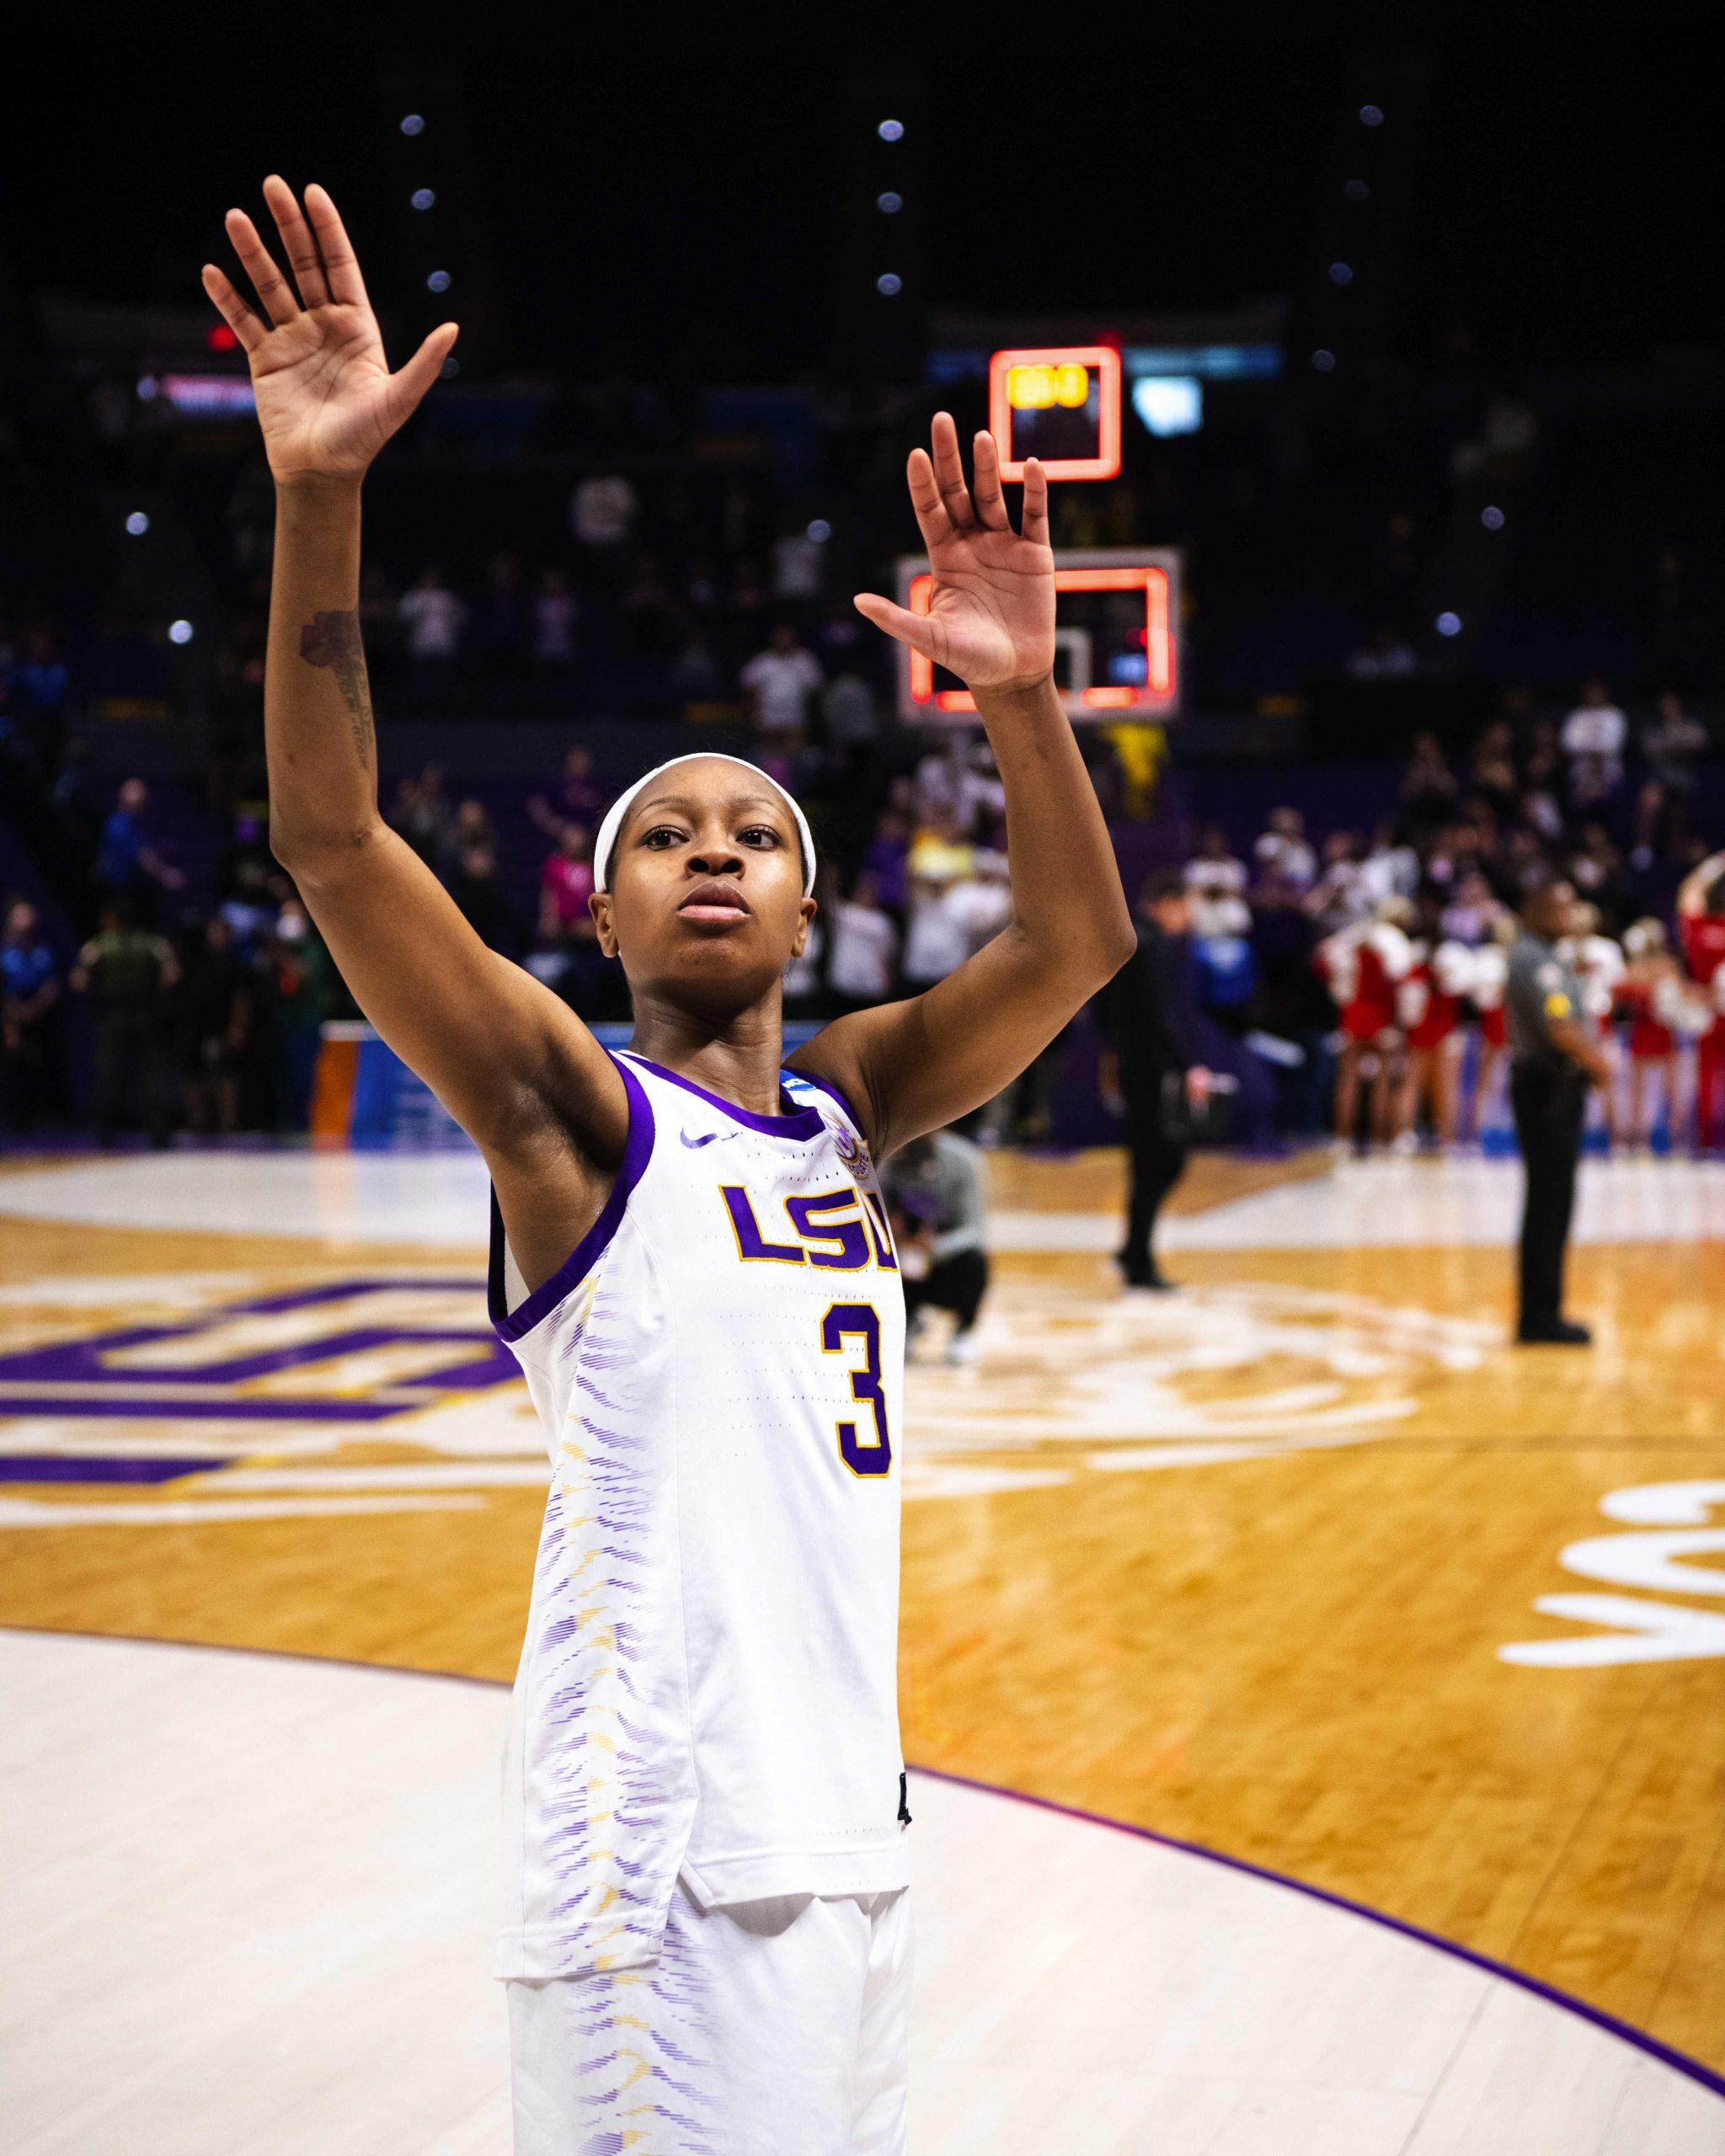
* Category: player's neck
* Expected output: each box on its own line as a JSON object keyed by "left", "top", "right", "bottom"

{"left": 627, "top": 995, "right": 788, "bottom": 1118}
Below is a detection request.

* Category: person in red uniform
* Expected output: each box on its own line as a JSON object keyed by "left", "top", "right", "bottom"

{"left": 1395, "top": 898, "right": 1475, "bottom": 1148}
{"left": 1678, "top": 850, "right": 1725, "bottom": 1151}
{"left": 1464, "top": 921, "right": 1514, "bottom": 1144}
{"left": 1616, "top": 919, "right": 1683, "bottom": 1150}
{"left": 1319, "top": 905, "right": 1413, "bottom": 1149}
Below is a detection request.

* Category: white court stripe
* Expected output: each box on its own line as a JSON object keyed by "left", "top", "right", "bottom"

{"left": 0, "top": 1495, "right": 483, "bottom": 1528}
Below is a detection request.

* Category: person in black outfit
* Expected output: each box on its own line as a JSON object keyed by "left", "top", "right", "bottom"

{"left": 1504, "top": 875, "right": 1610, "bottom": 1344}
{"left": 1097, "top": 867, "right": 1211, "bottom": 1289}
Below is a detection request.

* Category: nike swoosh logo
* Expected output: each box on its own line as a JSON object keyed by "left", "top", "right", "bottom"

{"left": 680, "top": 1128, "right": 731, "bottom": 1149}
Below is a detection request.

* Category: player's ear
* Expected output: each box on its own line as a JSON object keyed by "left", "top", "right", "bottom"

{"left": 790, "top": 895, "right": 816, "bottom": 958}
{"left": 590, "top": 889, "right": 618, "bottom": 959}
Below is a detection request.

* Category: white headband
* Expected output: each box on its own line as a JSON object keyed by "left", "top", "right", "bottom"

{"left": 592, "top": 754, "right": 816, "bottom": 897}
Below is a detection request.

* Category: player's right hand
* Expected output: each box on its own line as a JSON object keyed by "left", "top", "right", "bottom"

{"left": 201, "top": 178, "right": 457, "bottom": 488}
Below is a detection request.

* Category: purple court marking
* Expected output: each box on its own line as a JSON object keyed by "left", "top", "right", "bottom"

{"left": 0, "top": 1455, "right": 227, "bottom": 1484}
{"left": 5, "top": 1631, "right": 1719, "bottom": 2107}
{"left": 910, "top": 1763, "right": 1725, "bottom": 2107}
{"left": 0, "top": 1275, "right": 517, "bottom": 1424}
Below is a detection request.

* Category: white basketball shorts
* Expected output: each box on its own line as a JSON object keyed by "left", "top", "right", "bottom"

{"left": 506, "top": 1880, "right": 912, "bottom": 2155}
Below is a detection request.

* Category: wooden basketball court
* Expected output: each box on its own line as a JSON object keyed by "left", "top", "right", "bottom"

{"left": 3, "top": 1141, "right": 1722, "bottom": 2152}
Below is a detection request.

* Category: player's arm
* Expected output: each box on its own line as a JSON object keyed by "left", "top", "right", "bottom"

{"left": 793, "top": 417, "right": 1134, "bottom": 1156}
{"left": 1677, "top": 851, "right": 1725, "bottom": 919}
{"left": 203, "top": 181, "right": 625, "bottom": 1220}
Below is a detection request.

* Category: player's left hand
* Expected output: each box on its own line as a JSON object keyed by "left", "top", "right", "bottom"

{"left": 854, "top": 413, "right": 1055, "bottom": 692}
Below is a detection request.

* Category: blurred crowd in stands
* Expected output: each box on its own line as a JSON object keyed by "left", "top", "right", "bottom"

{"left": 4, "top": 346, "right": 1723, "bottom": 1150}
{"left": 5, "top": 647, "right": 1725, "bottom": 1151}
{"left": 1172, "top": 680, "right": 1725, "bottom": 1152}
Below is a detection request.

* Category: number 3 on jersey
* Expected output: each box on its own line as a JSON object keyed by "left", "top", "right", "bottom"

{"left": 821, "top": 1303, "right": 892, "bottom": 1478}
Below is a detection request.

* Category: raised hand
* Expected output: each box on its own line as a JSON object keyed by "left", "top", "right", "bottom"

{"left": 202, "top": 177, "right": 457, "bottom": 486}
{"left": 854, "top": 413, "right": 1055, "bottom": 693}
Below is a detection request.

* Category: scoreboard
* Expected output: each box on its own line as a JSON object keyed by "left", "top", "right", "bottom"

{"left": 988, "top": 344, "right": 1122, "bottom": 480}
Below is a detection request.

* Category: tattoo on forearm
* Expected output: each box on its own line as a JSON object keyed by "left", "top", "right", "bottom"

{"left": 298, "top": 610, "right": 376, "bottom": 765}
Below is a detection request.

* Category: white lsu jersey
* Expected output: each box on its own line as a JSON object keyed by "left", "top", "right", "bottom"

{"left": 489, "top": 1049, "right": 910, "bottom": 1982}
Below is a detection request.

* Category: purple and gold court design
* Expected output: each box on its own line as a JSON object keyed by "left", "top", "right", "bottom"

{"left": 3, "top": 1142, "right": 1723, "bottom": 2153}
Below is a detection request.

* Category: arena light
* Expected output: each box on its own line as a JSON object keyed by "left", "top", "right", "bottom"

{"left": 168, "top": 620, "right": 195, "bottom": 645}
{"left": 877, "top": 191, "right": 902, "bottom": 214}
{"left": 1435, "top": 611, "right": 1462, "bottom": 637}
{"left": 876, "top": 273, "right": 902, "bottom": 296}
{"left": 988, "top": 345, "right": 1122, "bottom": 481}
{"left": 411, "top": 188, "right": 435, "bottom": 211}
{"left": 401, "top": 114, "right": 425, "bottom": 136}
{"left": 1359, "top": 104, "right": 1384, "bottom": 125}
{"left": 125, "top": 512, "right": 150, "bottom": 536}
{"left": 1130, "top": 376, "right": 1202, "bottom": 439}
{"left": 1482, "top": 505, "right": 1505, "bottom": 531}
{"left": 878, "top": 119, "right": 903, "bottom": 141}
{"left": 1311, "top": 349, "right": 1337, "bottom": 373}
{"left": 427, "top": 270, "right": 451, "bottom": 292}
{"left": 1329, "top": 262, "right": 1354, "bottom": 286}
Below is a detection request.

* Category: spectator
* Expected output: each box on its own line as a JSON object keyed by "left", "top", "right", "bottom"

{"left": 530, "top": 745, "right": 606, "bottom": 843}
{"left": 914, "top": 734, "right": 1006, "bottom": 841}
{"left": 264, "top": 901, "right": 332, "bottom": 1134}
{"left": 740, "top": 625, "right": 823, "bottom": 746}
{"left": 71, "top": 899, "right": 179, "bottom": 1147}
{"left": 1318, "top": 904, "right": 1414, "bottom": 1149}
{"left": 13, "top": 627, "right": 70, "bottom": 738}
{"left": 94, "top": 778, "right": 186, "bottom": 910}
{"left": 1306, "top": 830, "right": 1369, "bottom": 931}
{"left": 858, "top": 808, "right": 911, "bottom": 919}
{"left": 1183, "top": 824, "right": 1247, "bottom": 900}
{"left": 219, "top": 857, "right": 278, "bottom": 957}
{"left": 1, "top": 899, "right": 62, "bottom": 1133}
{"left": 828, "top": 874, "right": 900, "bottom": 1011}
{"left": 474, "top": 552, "right": 527, "bottom": 675}
{"left": 539, "top": 824, "right": 596, "bottom": 944}
{"left": 670, "top": 632, "right": 722, "bottom": 704}
{"left": 1635, "top": 691, "right": 1709, "bottom": 865}
{"left": 569, "top": 472, "right": 638, "bottom": 552}
{"left": 1399, "top": 733, "right": 1459, "bottom": 830}
{"left": 1253, "top": 807, "right": 1316, "bottom": 890}
{"left": 1617, "top": 918, "right": 1684, "bottom": 1149}
{"left": 1354, "top": 820, "right": 1420, "bottom": 913}
{"left": 901, "top": 813, "right": 978, "bottom": 990}
{"left": 882, "top": 1129, "right": 991, "bottom": 1364}
{"left": 390, "top": 764, "right": 455, "bottom": 868}
{"left": 1468, "top": 722, "right": 1520, "bottom": 821}
{"left": 820, "top": 669, "right": 879, "bottom": 762}
{"left": 179, "top": 914, "right": 251, "bottom": 1136}
{"left": 1559, "top": 677, "right": 1628, "bottom": 808}
{"left": 449, "top": 837, "right": 524, "bottom": 961}
{"left": 531, "top": 569, "right": 579, "bottom": 671}
{"left": 771, "top": 526, "right": 825, "bottom": 605}
{"left": 398, "top": 567, "right": 467, "bottom": 671}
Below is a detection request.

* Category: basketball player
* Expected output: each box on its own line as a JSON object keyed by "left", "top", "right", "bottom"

{"left": 203, "top": 179, "right": 1134, "bottom": 2154}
